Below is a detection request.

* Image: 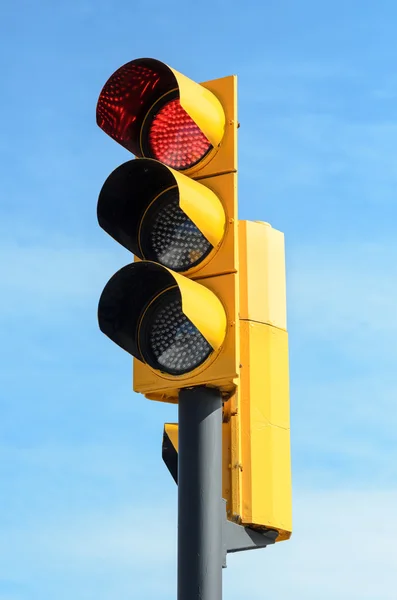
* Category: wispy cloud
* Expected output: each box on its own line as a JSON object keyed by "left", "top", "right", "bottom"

{"left": 0, "top": 490, "right": 394, "bottom": 599}
{"left": 225, "top": 490, "right": 397, "bottom": 600}
{"left": 0, "top": 503, "right": 177, "bottom": 600}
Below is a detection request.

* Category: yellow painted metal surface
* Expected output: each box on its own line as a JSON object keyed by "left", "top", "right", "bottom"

{"left": 194, "top": 75, "right": 237, "bottom": 178}
{"left": 171, "top": 67, "right": 226, "bottom": 150}
{"left": 239, "top": 221, "right": 287, "bottom": 329}
{"left": 235, "top": 220, "right": 292, "bottom": 540}
{"left": 193, "top": 172, "right": 238, "bottom": 278}
{"left": 228, "top": 407, "right": 243, "bottom": 522}
{"left": 172, "top": 168, "right": 226, "bottom": 250}
{"left": 164, "top": 423, "right": 178, "bottom": 451}
{"left": 239, "top": 321, "right": 291, "bottom": 539}
{"left": 171, "top": 271, "right": 227, "bottom": 352}
{"left": 222, "top": 418, "right": 233, "bottom": 516}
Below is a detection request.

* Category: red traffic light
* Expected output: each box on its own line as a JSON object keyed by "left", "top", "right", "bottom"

{"left": 148, "top": 97, "right": 211, "bottom": 170}
{"left": 96, "top": 58, "right": 226, "bottom": 174}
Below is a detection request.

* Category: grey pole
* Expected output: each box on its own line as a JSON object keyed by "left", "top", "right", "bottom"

{"left": 177, "top": 386, "right": 223, "bottom": 600}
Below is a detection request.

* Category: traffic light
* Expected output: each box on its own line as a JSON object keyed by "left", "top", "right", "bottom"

{"left": 97, "top": 58, "right": 239, "bottom": 401}
{"left": 96, "top": 58, "right": 291, "bottom": 539}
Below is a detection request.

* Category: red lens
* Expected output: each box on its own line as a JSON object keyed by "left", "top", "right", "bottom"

{"left": 148, "top": 98, "right": 211, "bottom": 170}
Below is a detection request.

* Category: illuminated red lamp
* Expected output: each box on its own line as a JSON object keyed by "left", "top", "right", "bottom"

{"left": 96, "top": 58, "right": 213, "bottom": 171}
{"left": 148, "top": 98, "right": 211, "bottom": 170}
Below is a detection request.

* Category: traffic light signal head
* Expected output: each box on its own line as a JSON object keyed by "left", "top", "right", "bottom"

{"left": 97, "top": 58, "right": 238, "bottom": 401}
{"left": 96, "top": 58, "right": 228, "bottom": 176}
{"left": 97, "top": 158, "right": 226, "bottom": 276}
{"left": 98, "top": 261, "right": 227, "bottom": 378}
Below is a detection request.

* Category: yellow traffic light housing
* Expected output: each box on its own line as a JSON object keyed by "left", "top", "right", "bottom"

{"left": 231, "top": 221, "right": 291, "bottom": 539}
{"left": 96, "top": 57, "right": 291, "bottom": 539}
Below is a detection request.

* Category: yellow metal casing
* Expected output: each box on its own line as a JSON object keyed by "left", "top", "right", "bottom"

{"left": 133, "top": 72, "right": 239, "bottom": 401}
{"left": 169, "top": 67, "right": 226, "bottom": 151}
{"left": 187, "top": 74, "right": 237, "bottom": 178}
{"left": 134, "top": 271, "right": 239, "bottom": 402}
{"left": 173, "top": 169, "right": 226, "bottom": 250}
{"left": 238, "top": 221, "right": 291, "bottom": 538}
{"left": 162, "top": 423, "right": 179, "bottom": 483}
{"left": 238, "top": 321, "right": 291, "bottom": 538}
{"left": 225, "top": 221, "right": 291, "bottom": 539}
{"left": 164, "top": 423, "right": 178, "bottom": 451}
{"left": 192, "top": 172, "right": 238, "bottom": 278}
{"left": 169, "top": 270, "right": 227, "bottom": 352}
{"left": 239, "top": 221, "right": 287, "bottom": 328}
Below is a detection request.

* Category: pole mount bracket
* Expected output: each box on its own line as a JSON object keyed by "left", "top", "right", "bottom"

{"left": 222, "top": 500, "right": 278, "bottom": 568}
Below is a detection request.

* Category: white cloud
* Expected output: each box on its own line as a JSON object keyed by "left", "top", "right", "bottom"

{"left": 0, "top": 503, "right": 177, "bottom": 599}
{"left": 225, "top": 489, "right": 397, "bottom": 600}
{"left": 0, "top": 490, "right": 395, "bottom": 599}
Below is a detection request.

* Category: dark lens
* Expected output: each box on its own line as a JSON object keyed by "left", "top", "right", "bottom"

{"left": 140, "top": 288, "right": 212, "bottom": 375}
{"left": 139, "top": 188, "right": 212, "bottom": 271}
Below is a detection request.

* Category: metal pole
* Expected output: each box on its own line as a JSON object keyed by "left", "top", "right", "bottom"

{"left": 177, "top": 386, "right": 223, "bottom": 600}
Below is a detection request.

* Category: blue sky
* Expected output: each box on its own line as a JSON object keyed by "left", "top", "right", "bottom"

{"left": 1, "top": 1, "right": 396, "bottom": 598}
